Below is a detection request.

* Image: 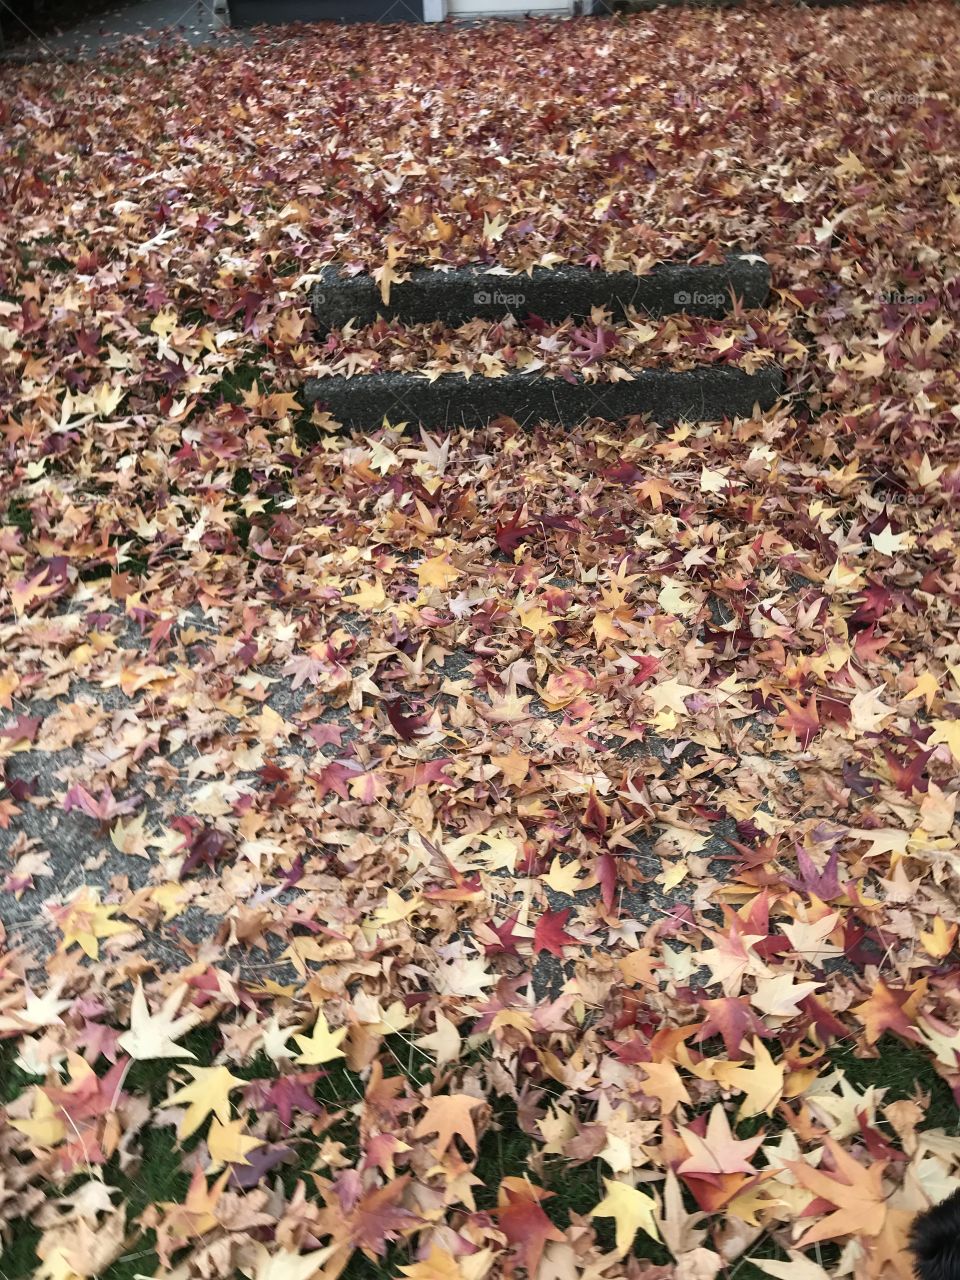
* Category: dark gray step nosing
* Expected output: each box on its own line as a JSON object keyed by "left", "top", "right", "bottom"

{"left": 301, "top": 364, "right": 783, "bottom": 431}
{"left": 309, "top": 254, "right": 769, "bottom": 331}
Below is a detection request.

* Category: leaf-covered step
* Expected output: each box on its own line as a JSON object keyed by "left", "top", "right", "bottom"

{"left": 310, "top": 254, "right": 770, "bottom": 332}
{"left": 301, "top": 363, "right": 783, "bottom": 432}
{"left": 305, "top": 311, "right": 799, "bottom": 382}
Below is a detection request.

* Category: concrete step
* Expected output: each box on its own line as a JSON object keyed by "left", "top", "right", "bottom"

{"left": 310, "top": 254, "right": 770, "bottom": 333}
{"left": 301, "top": 363, "right": 783, "bottom": 433}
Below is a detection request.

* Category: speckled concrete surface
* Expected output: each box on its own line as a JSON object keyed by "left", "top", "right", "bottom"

{"left": 1, "top": 0, "right": 239, "bottom": 60}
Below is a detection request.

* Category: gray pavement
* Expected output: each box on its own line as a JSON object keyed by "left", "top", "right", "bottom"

{"left": 0, "top": 592, "right": 756, "bottom": 990}
{"left": 0, "top": 0, "right": 240, "bottom": 60}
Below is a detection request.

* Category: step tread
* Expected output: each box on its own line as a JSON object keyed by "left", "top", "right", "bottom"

{"left": 301, "top": 362, "right": 784, "bottom": 430}
{"left": 310, "top": 253, "right": 771, "bottom": 330}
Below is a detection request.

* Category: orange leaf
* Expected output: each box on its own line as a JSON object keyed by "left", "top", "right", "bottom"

{"left": 786, "top": 1138, "right": 887, "bottom": 1246}
{"left": 413, "top": 1094, "right": 483, "bottom": 1158}
{"left": 493, "top": 1178, "right": 565, "bottom": 1275}
{"left": 851, "top": 980, "right": 925, "bottom": 1045}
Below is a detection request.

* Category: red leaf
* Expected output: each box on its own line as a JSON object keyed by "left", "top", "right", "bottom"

{"left": 63, "top": 783, "right": 139, "bottom": 822}
{"left": 480, "top": 913, "right": 523, "bottom": 958}
{"left": 881, "top": 747, "right": 931, "bottom": 795}
{"left": 342, "top": 1174, "right": 419, "bottom": 1254}
{"left": 602, "top": 461, "right": 644, "bottom": 484}
{"left": 179, "top": 824, "right": 234, "bottom": 880}
{"left": 791, "top": 847, "right": 842, "bottom": 900}
{"left": 596, "top": 852, "right": 617, "bottom": 912}
{"left": 582, "top": 790, "right": 608, "bottom": 837}
{"left": 851, "top": 581, "right": 892, "bottom": 625}
{"left": 493, "top": 1180, "right": 564, "bottom": 1275}
{"left": 0, "top": 714, "right": 41, "bottom": 743}
{"left": 570, "top": 324, "right": 618, "bottom": 365}
{"left": 695, "top": 997, "right": 768, "bottom": 1058}
{"left": 496, "top": 507, "right": 536, "bottom": 554}
{"left": 799, "top": 994, "right": 850, "bottom": 1043}
{"left": 534, "top": 908, "right": 577, "bottom": 958}
{"left": 385, "top": 699, "right": 428, "bottom": 741}
{"left": 777, "top": 693, "right": 821, "bottom": 748}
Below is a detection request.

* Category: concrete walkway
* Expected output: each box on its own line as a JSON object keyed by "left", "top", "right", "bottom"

{"left": 1, "top": 0, "right": 240, "bottom": 60}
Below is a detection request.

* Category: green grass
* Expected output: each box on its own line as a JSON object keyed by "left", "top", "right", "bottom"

{"left": 0, "top": 1039, "right": 44, "bottom": 1105}
{"left": 1, "top": 1031, "right": 956, "bottom": 1278}
{"left": 2, "top": 500, "right": 32, "bottom": 540}
{"left": 828, "top": 1034, "right": 959, "bottom": 1132}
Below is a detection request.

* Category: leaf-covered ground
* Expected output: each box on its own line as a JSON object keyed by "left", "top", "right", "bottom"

{"left": 1, "top": 3, "right": 960, "bottom": 1278}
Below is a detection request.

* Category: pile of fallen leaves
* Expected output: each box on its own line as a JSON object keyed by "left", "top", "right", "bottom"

{"left": 1, "top": 2, "right": 960, "bottom": 1278}
{"left": 305, "top": 311, "right": 793, "bottom": 381}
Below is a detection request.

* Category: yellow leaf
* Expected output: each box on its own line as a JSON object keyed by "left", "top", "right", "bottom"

{"left": 371, "top": 889, "right": 422, "bottom": 926}
{"left": 903, "top": 671, "right": 939, "bottom": 713}
{"left": 475, "top": 830, "right": 520, "bottom": 872}
{"left": 516, "top": 603, "right": 555, "bottom": 638}
{"left": 356, "top": 997, "right": 415, "bottom": 1037}
{"left": 117, "top": 661, "right": 171, "bottom": 697}
{"left": 648, "top": 677, "right": 698, "bottom": 715}
{"left": 494, "top": 747, "right": 529, "bottom": 787}
{"left": 413, "top": 1093, "right": 483, "bottom": 1158}
{"left": 253, "top": 704, "right": 288, "bottom": 743}
{"left": 431, "top": 213, "right": 455, "bottom": 243}
{"left": 157, "top": 1163, "right": 230, "bottom": 1239}
{"left": 398, "top": 1244, "right": 462, "bottom": 1279}
{"left": 637, "top": 1060, "right": 690, "bottom": 1113}
{"left": 160, "top": 1064, "right": 245, "bottom": 1140}
{"left": 590, "top": 1179, "right": 660, "bottom": 1256}
{"left": 920, "top": 916, "right": 957, "bottom": 960}
{"left": 914, "top": 453, "right": 946, "bottom": 487}
{"left": 414, "top": 1010, "right": 462, "bottom": 1070}
{"left": 482, "top": 212, "right": 508, "bottom": 243}
{"left": 918, "top": 782, "right": 957, "bottom": 838}
{"left": 931, "top": 719, "right": 960, "bottom": 764}
{"left": 293, "top": 1011, "right": 347, "bottom": 1065}
{"left": 870, "top": 525, "right": 911, "bottom": 557}
{"left": 53, "top": 888, "right": 128, "bottom": 960}
{"left": 543, "top": 855, "right": 588, "bottom": 895}
{"left": 834, "top": 150, "right": 866, "bottom": 179}
{"left": 11, "top": 1089, "right": 66, "bottom": 1147}
{"left": 593, "top": 611, "right": 628, "bottom": 646}
{"left": 750, "top": 974, "right": 822, "bottom": 1019}
{"left": 207, "top": 1116, "right": 264, "bottom": 1168}
{"left": 374, "top": 246, "right": 405, "bottom": 306}
{"left": 0, "top": 669, "right": 20, "bottom": 710}
{"left": 657, "top": 579, "right": 698, "bottom": 619}
{"left": 856, "top": 349, "right": 886, "bottom": 379}
{"left": 417, "top": 554, "right": 460, "bottom": 590}
{"left": 715, "top": 1038, "right": 785, "bottom": 1120}
{"left": 661, "top": 858, "right": 688, "bottom": 891}
{"left": 34, "top": 1246, "right": 78, "bottom": 1280}
{"left": 152, "top": 882, "right": 190, "bottom": 922}
{"left": 618, "top": 949, "right": 661, "bottom": 990}
{"left": 342, "top": 578, "right": 387, "bottom": 610}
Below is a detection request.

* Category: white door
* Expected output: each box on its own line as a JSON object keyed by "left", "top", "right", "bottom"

{"left": 446, "top": 0, "right": 574, "bottom": 17}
